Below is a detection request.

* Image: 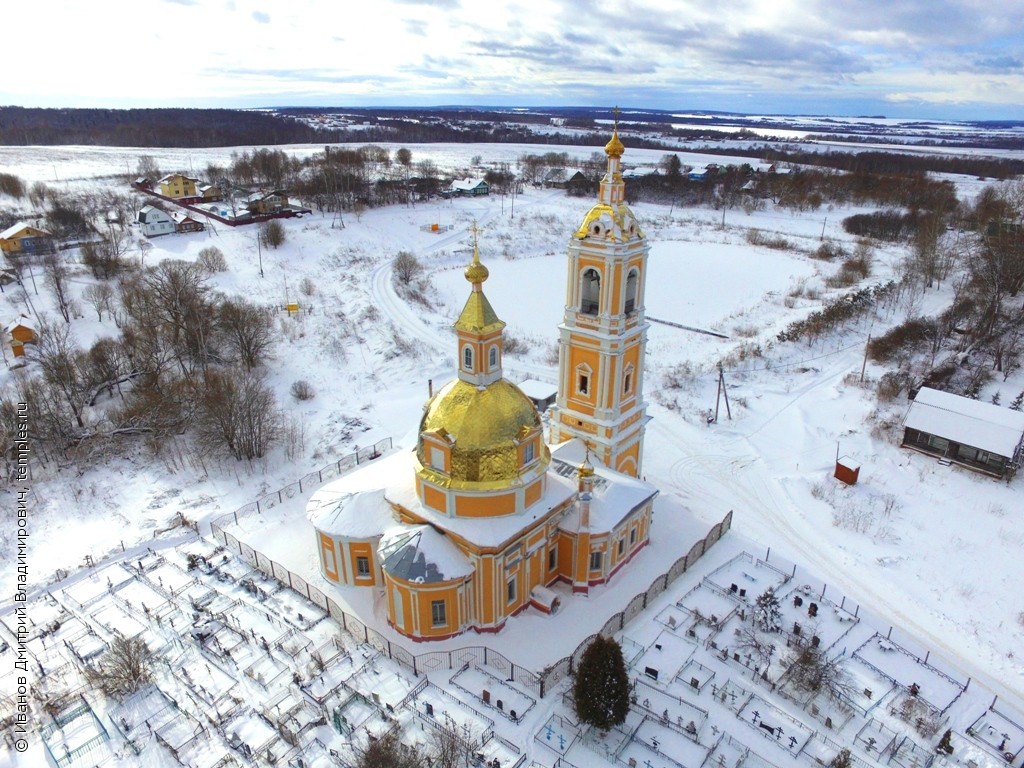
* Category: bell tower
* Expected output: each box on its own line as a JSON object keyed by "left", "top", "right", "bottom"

{"left": 549, "top": 116, "right": 650, "bottom": 477}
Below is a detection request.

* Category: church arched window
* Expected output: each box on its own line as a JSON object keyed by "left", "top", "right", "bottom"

{"left": 581, "top": 268, "right": 601, "bottom": 315}
{"left": 625, "top": 268, "right": 638, "bottom": 314}
{"left": 463, "top": 345, "right": 473, "bottom": 370}
{"left": 488, "top": 345, "right": 498, "bottom": 370}
{"left": 576, "top": 363, "right": 592, "bottom": 396}
{"left": 623, "top": 363, "right": 635, "bottom": 395}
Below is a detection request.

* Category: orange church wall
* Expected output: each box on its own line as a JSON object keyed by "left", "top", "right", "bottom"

{"left": 319, "top": 533, "right": 339, "bottom": 582}
{"left": 386, "top": 576, "right": 466, "bottom": 641}
{"left": 479, "top": 557, "right": 495, "bottom": 625}
{"left": 422, "top": 484, "right": 447, "bottom": 514}
{"left": 455, "top": 492, "right": 514, "bottom": 517}
{"left": 347, "top": 541, "right": 376, "bottom": 586}
{"left": 525, "top": 477, "right": 543, "bottom": 508}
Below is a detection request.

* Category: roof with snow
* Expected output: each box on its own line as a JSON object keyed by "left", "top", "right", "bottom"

{"left": 379, "top": 524, "right": 473, "bottom": 582}
{"left": 517, "top": 378, "right": 557, "bottom": 401}
{"left": 6, "top": 315, "right": 36, "bottom": 333}
{"left": 307, "top": 488, "right": 395, "bottom": 538}
{"left": 170, "top": 210, "right": 201, "bottom": 224}
{"left": 552, "top": 439, "right": 659, "bottom": 533}
{"left": 451, "top": 178, "right": 486, "bottom": 192}
{"left": 158, "top": 173, "right": 197, "bottom": 183}
{"left": 138, "top": 205, "right": 171, "bottom": 223}
{"left": 0, "top": 222, "right": 50, "bottom": 240}
{"left": 903, "top": 387, "right": 1024, "bottom": 458}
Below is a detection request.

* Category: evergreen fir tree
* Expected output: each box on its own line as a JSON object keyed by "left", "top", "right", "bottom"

{"left": 754, "top": 587, "right": 782, "bottom": 632}
{"left": 1010, "top": 390, "right": 1024, "bottom": 411}
{"left": 991, "top": 390, "right": 1001, "bottom": 406}
{"left": 573, "top": 635, "right": 630, "bottom": 731}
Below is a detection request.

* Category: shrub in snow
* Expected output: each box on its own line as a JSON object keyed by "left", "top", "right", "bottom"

{"left": 290, "top": 380, "right": 316, "bottom": 401}
{"left": 86, "top": 636, "right": 154, "bottom": 697}
{"left": 198, "top": 246, "right": 228, "bottom": 274}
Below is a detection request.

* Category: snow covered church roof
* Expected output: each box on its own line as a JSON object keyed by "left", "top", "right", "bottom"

{"left": 552, "top": 439, "right": 658, "bottom": 533}
{"left": 307, "top": 488, "right": 396, "bottom": 538}
{"left": 903, "top": 387, "right": 1024, "bottom": 458}
{"left": 379, "top": 525, "right": 473, "bottom": 583}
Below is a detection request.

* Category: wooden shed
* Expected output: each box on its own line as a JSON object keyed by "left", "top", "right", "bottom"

{"left": 901, "top": 387, "right": 1024, "bottom": 479}
{"left": 6, "top": 316, "right": 38, "bottom": 357}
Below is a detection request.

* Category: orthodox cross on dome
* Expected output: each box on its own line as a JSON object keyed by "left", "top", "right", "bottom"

{"left": 612, "top": 105, "right": 620, "bottom": 129}
{"left": 470, "top": 220, "right": 485, "bottom": 240}
{"left": 464, "top": 221, "right": 490, "bottom": 287}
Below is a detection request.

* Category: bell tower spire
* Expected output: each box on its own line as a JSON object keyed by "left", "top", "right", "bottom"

{"left": 548, "top": 113, "right": 651, "bottom": 477}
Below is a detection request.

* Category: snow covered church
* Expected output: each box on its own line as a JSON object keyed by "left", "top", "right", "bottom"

{"left": 308, "top": 127, "right": 660, "bottom": 642}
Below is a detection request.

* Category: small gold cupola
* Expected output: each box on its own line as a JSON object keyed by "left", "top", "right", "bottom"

{"left": 453, "top": 227, "right": 505, "bottom": 387}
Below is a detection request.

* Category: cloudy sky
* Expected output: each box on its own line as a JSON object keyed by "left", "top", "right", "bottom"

{"left": 6, "top": 0, "right": 1024, "bottom": 119}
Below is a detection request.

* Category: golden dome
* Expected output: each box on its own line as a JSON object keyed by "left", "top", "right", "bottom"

{"left": 605, "top": 128, "right": 625, "bottom": 159}
{"left": 464, "top": 246, "right": 490, "bottom": 284}
{"left": 417, "top": 379, "right": 548, "bottom": 486}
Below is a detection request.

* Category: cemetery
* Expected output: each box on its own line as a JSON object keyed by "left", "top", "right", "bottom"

{"left": 2, "top": 532, "right": 1020, "bottom": 768}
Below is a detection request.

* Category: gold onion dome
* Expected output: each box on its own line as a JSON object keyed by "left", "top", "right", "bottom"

{"left": 418, "top": 380, "right": 545, "bottom": 484}
{"left": 464, "top": 245, "right": 489, "bottom": 284}
{"left": 605, "top": 128, "right": 625, "bottom": 158}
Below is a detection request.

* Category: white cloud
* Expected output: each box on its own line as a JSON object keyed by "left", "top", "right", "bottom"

{"left": 2, "top": 0, "right": 1022, "bottom": 118}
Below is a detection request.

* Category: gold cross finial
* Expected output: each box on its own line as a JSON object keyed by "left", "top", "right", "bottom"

{"left": 470, "top": 220, "right": 485, "bottom": 247}
{"left": 464, "top": 221, "right": 489, "bottom": 284}
{"left": 612, "top": 106, "right": 620, "bottom": 130}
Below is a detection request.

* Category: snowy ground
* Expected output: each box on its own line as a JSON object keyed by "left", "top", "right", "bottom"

{"left": 0, "top": 138, "right": 1023, "bottom": 766}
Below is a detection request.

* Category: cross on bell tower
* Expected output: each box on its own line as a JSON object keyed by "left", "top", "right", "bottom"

{"left": 548, "top": 113, "right": 650, "bottom": 477}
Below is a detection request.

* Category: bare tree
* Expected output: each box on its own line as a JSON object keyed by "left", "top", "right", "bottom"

{"left": 735, "top": 624, "right": 776, "bottom": 675}
{"left": 135, "top": 155, "right": 160, "bottom": 180}
{"left": 393, "top": 251, "right": 423, "bottom": 285}
{"left": 82, "top": 283, "right": 115, "bottom": 322}
{"left": 82, "top": 229, "right": 130, "bottom": 279}
{"left": 197, "top": 246, "right": 228, "bottom": 274}
{"left": 355, "top": 732, "right": 422, "bottom": 768}
{"left": 33, "top": 318, "right": 91, "bottom": 431}
{"left": 86, "top": 636, "right": 154, "bottom": 698}
{"left": 428, "top": 723, "right": 469, "bottom": 768}
{"left": 259, "top": 220, "right": 286, "bottom": 248}
{"left": 42, "top": 253, "right": 72, "bottom": 322}
{"left": 782, "top": 632, "right": 854, "bottom": 704}
{"left": 119, "top": 260, "right": 214, "bottom": 379}
{"left": 195, "top": 368, "right": 280, "bottom": 460}
{"left": 217, "top": 299, "right": 273, "bottom": 369}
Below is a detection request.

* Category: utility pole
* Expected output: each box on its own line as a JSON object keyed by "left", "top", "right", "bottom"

{"left": 860, "top": 334, "right": 872, "bottom": 383}
{"left": 257, "top": 231, "right": 264, "bottom": 278}
{"left": 714, "top": 363, "right": 732, "bottom": 422}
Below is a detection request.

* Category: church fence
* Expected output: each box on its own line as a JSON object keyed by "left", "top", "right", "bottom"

{"left": 206, "top": 438, "right": 393, "bottom": 532}
{"left": 210, "top": 508, "right": 732, "bottom": 699}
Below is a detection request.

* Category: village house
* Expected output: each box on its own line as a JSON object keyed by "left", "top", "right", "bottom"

{"left": 158, "top": 173, "right": 199, "bottom": 199}
{"left": 0, "top": 222, "right": 54, "bottom": 256}
{"left": 246, "top": 190, "right": 290, "bottom": 215}
{"left": 901, "top": 387, "right": 1024, "bottom": 480}
{"left": 137, "top": 205, "right": 175, "bottom": 237}
{"left": 450, "top": 178, "right": 490, "bottom": 197}
{"left": 6, "top": 315, "right": 38, "bottom": 358}
{"left": 171, "top": 211, "right": 206, "bottom": 234}
{"left": 198, "top": 183, "right": 222, "bottom": 202}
